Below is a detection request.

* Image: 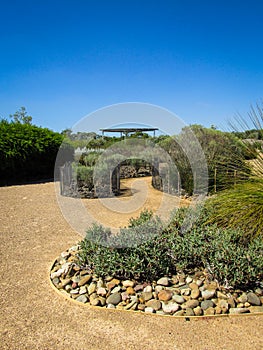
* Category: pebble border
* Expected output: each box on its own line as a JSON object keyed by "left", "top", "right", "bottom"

{"left": 49, "top": 245, "right": 263, "bottom": 321}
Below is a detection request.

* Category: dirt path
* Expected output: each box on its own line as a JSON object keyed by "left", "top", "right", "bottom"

{"left": 81, "top": 176, "right": 191, "bottom": 228}
{"left": 0, "top": 181, "right": 262, "bottom": 350}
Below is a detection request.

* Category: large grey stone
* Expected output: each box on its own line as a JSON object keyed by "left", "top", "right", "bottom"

{"left": 106, "top": 292, "right": 122, "bottom": 305}
{"left": 247, "top": 292, "right": 261, "bottom": 306}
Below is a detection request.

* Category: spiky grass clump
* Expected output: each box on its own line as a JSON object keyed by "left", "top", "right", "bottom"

{"left": 205, "top": 177, "right": 263, "bottom": 241}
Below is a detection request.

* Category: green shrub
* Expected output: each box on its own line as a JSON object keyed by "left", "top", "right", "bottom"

{"left": 0, "top": 119, "right": 73, "bottom": 184}
{"left": 78, "top": 207, "right": 263, "bottom": 288}
{"left": 78, "top": 212, "right": 173, "bottom": 281}
{"left": 74, "top": 165, "right": 94, "bottom": 190}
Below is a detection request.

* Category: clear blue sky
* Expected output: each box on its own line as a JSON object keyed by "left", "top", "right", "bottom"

{"left": 1, "top": 0, "right": 263, "bottom": 133}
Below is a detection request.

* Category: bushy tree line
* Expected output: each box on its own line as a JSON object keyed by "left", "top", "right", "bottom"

{"left": 0, "top": 116, "right": 73, "bottom": 185}
{"left": 156, "top": 125, "right": 252, "bottom": 194}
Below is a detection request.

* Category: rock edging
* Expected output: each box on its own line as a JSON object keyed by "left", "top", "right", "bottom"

{"left": 50, "top": 245, "right": 263, "bottom": 317}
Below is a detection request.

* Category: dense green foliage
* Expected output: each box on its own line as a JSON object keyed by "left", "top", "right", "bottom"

{"left": 78, "top": 208, "right": 263, "bottom": 288}
{"left": 0, "top": 119, "right": 73, "bottom": 184}
{"left": 156, "top": 125, "right": 251, "bottom": 195}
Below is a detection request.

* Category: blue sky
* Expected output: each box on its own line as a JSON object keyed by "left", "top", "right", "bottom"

{"left": 1, "top": 0, "right": 263, "bottom": 133}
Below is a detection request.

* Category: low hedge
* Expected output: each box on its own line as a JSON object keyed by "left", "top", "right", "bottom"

{"left": 78, "top": 207, "right": 263, "bottom": 288}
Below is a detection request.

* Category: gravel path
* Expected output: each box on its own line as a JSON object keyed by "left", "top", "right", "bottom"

{"left": 0, "top": 181, "right": 262, "bottom": 350}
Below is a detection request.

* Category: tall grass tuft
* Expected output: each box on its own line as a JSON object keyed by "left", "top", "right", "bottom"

{"left": 206, "top": 100, "right": 263, "bottom": 240}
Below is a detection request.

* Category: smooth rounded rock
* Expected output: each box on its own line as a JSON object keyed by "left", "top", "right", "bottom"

{"left": 146, "top": 299, "right": 162, "bottom": 311}
{"left": 122, "top": 280, "right": 135, "bottom": 288}
{"left": 162, "top": 302, "right": 180, "bottom": 314}
{"left": 78, "top": 275, "right": 92, "bottom": 286}
{"left": 140, "top": 292, "right": 153, "bottom": 302}
{"left": 76, "top": 295, "right": 88, "bottom": 303}
{"left": 158, "top": 290, "right": 173, "bottom": 301}
{"left": 185, "top": 299, "right": 199, "bottom": 309}
{"left": 157, "top": 277, "right": 169, "bottom": 286}
{"left": 247, "top": 292, "right": 261, "bottom": 306}
{"left": 190, "top": 289, "right": 200, "bottom": 299}
{"left": 201, "top": 300, "right": 214, "bottom": 310}
{"left": 106, "top": 292, "right": 122, "bottom": 305}
{"left": 172, "top": 295, "right": 185, "bottom": 304}
{"left": 202, "top": 289, "right": 216, "bottom": 300}
{"left": 204, "top": 307, "right": 215, "bottom": 315}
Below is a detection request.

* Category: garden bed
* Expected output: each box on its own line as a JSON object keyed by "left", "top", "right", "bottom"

{"left": 50, "top": 244, "right": 263, "bottom": 317}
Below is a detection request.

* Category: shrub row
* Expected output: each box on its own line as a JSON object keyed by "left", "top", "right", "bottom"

{"left": 78, "top": 207, "right": 263, "bottom": 288}
{"left": 0, "top": 120, "right": 73, "bottom": 185}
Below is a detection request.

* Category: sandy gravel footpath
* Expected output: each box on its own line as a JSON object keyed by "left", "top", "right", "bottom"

{"left": 0, "top": 181, "right": 262, "bottom": 350}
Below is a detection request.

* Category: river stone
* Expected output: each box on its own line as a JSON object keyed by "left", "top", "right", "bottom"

{"left": 186, "top": 276, "right": 193, "bottom": 284}
{"left": 249, "top": 306, "right": 263, "bottom": 313}
{"left": 134, "top": 284, "right": 144, "bottom": 292}
{"left": 195, "top": 279, "right": 203, "bottom": 287}
{"left": 155, "top": 285, "right": 164, "bottom": 293}
{"left": 190, "top": 289, "right": 200, "bottom": 299}
{"left": 143, "top": 285, "right": 153, "bottom": 293}
{"left": 185, "top": 299, "right": 199, "bottom": 309}
{"left": 78, "top": 275, "right": 92, "bottom": 286}
{"left": 126, "top": 287, "right": 135, "bottom": 295}
{"left": 189, "top": 282, "right": 199, "bottom": 290}
{"left": 158, "top": 290, "right": 173, "bottom": 301}
{"left": 70, "top": 288, "right": 79, "bottom": 294}
{"left": 255, "top": 288, "right": 263, "bottom": 296}
{"left": 52, "top": 277, "right": 60, "bottom": 286}
{"left": 97, "top": 287, "right": 107, "bottom": 296}
{"left": 69, "top": 275, "right": 78, "bottom": 284}
{"left": 76, "top": 295, "right": 88, "bottom": 303}
{"left": 185, "top": 308, "right": 195, "bottom": 316}
{"left": 138, "top": 304, "right": 146, "bottom": 311}
{"left": 87, "top": 283, "right": 97, "bottom": 295}
{"left": 201, "top": 300, "right": 214, "bottom": 310}
{"left": 204, "top": 307, "right": 215, "bottom": 315}
{"left": 193, "top": 306, "right": 203, "bottom": 316}
{"left": 237, "top": 293, "right": 248, "bottom": 304}
{"left": 181, "top": 288, "right": 191, "bottom": 296}
{"left": 202, "top": 289, "right": 216, "bottom": 300}
{"left": 65, "top": 285, "right": 72, "bottom": 292}
{"left": 140, "top": 292, "right": 153, "bottom": 302}
{"left": 106, "top": 292, "right": 122, "bottom": 305}
{"left": 229, "top": 307, "right": 250, "bottom": 314}
{"left": 122, "top": 280, "right": 134, "bottom": 288}
{"left": 227, "top": 297, "right": 236, "bottom": 308}
{"left": 247, "top": 292, "right": 261, "bottom": 306}
{"left": 174, "top": 310, "right": 185, "bottom": 316}
{"left": 106, "top": 279, "right": 120, "bottom": 290}
{"left": 145, "top": 307, "right": 154, "bottom": 313}
{"left": 79, "top": 286, "right": 87, "bottom": 295}
{"left": 172, "top": 295, "right": 185, "bottom": 304}
{"left": 121, "top": 292, "right": 129, "bottom": 301}
{"left": 162, "top": 302, "right": 180, "bottom": 314}
{"left": 124, "top": 299, "right": 137, "bottom": 310}
{"left": 90, "top": 298, "right": 100, "bottom": 306}
{"left": 98, "top": 296, "right": 106, "bottom": 306}
{"left": 61, "top": 278, "right": 71, "bottom": 287}
{"left": 157, "top": 277, "right": 169, "bottom": 286}
{"left": 97, "top": 279, "right": 105, "bottom": 289}
{"left": 218, "top": 299, "right": 229, "bottom": 313}
{"left": 146, "top": 299, "right": 162, "bottom": 311}
{"left": 107, "top": 304, "right": 116, "bottom": 309}
{"left": 111, "top": 286, "right": 121, "bottom": 294}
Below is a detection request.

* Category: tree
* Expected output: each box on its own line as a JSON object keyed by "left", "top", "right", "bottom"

{"left": 9, "top": 106, "right": 32, "bottom": 124}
